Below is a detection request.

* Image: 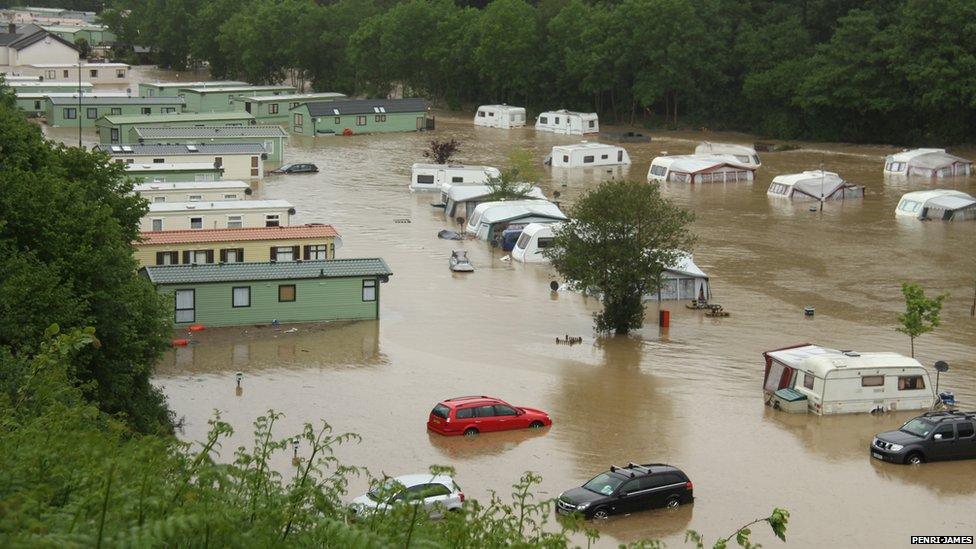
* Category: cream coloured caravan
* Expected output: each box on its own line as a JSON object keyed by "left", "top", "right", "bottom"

{"left": 409, "top": 163, "right": 501, "bottom": 192}
{"left": 142, "top": 199, "right": 294, "bottom": 232}
{"left": 134, "top": 181, "right": 252, "bottom": 203}
{"left": 474, "top": 105, "right": 526, "bottom": 129}
{"left": 535, "top": 110, "right": 598, "bottom": 135}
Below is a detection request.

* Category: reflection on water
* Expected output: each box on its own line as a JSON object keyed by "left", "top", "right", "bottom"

{"left": 106, "top": 65, "right": 976, "bottom": 547}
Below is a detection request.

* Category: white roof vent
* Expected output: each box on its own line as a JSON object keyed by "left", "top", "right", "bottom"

{"left": 332, "top": 108, "right": 339, "bottom": 115}
{"left": 121, "top": 146, "right": 133, "bottom": 153}
{"left": 186, "top": 144, "right": 198, "bottom": 152}
{"left": 110, "top": 145, "right": 122, "bottom": 152}
{"left": 379, "top": 106, "right": 386, "bottom": 113}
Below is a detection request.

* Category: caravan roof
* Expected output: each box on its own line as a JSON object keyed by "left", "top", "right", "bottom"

{"left": 478, "top": 104, "right": 524, "bottom": 113}
{"left": 134, "top": 180, "right": 249, "bottom": 193}
{"left": 468, "top": 200, "right": 567, "bottom": 225}
{"left": 770, "top": 170, "right": 853, "bottom": 198}
{"left": 656, "top": 154, "right": 754, "bottom": 174}
{"left": 447, "top": 184, "right": 545, "bottom": 203}
{"left": 695, "top": 142, "right": 756, "bottom": 156}
{"left": 411, "top": 163, "right": 500, "bottom": 173}
{"left": 765, "top": 345, "right": 924, "bottom": 379}
{"left": 148, "top": 199, "right": 292, "bottom": 213}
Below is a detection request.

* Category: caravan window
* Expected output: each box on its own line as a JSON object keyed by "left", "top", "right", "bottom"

{"left": 488, "top": 111, "right": 494, "bottom": 117}
{"left": 452, "top": 176, "right": 463, "bottom": 183}
{"left": 650, "top": 165, "right": 667, "bottom": 177}
{"left": 898, "top": 200, "right": 920, "bottom": 213}
{"left": 554, "top": 117, "right": 560, "bottom": 124}
{"left": 416, "top": 174, "right": 435, "bottom": 185}
{"left": 888, "top": 162, "right": 905, "bottom": 172}
{"left": 668, "top": 172, "right": 689, "bottom": 183}
{"left": 515, "top": 232, "right": 531, "bottom": 250}
{"left": 478, "top": 111, "right": 485, "bottom": 117}
{"left": 588, "top": 120, "right": 595, "bottom": 128}
{"left": 898, "top": 376, "right": 925, "bottom": 390}
{"left": 563, "top": 155, "right": 569, "bottom": 163}
{"left": 583, "top": 156, "right": 594, "bottom": 164}
{"left": 537, "top": 237, "right": 554, "bottom": 249}
{"left": 601, "top": 154, "right": 608, "bottom": 160}
{"left": 539, "top": 116, "right": 548, "bottom": 124}
{"left": 802, "top": 373, "right": 814, "bottom": 390}
{"left": 861, "top": 375, "right": 884, "bottom": 387}
{"left": 734, "top": 155, "right": 750, "bottom": 163}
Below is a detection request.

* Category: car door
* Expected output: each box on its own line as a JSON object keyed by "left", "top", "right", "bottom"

{"left": 473, "top": 405, "right": 497, "bottom": 432}
{"left": 420, "top": 483, "right": 454, "bottom": 518}
{"left": 953, "top": 421, "right": 975, "bottom": 459}
{"left": 615, "top": 479, "right": 646, "bottom": 515}
{"left": 644, "top": 473, "right": 686, "bottom": 509}
{"left": 453, "top": 406, "right": 476, "bottom": 434}
{"left": 493, "top": 404, "right": 520, "bottom": 431}
{"left": 929, "top": 423, "right": 957, "bottom": 461}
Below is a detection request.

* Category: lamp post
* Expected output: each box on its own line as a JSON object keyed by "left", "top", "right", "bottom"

{"left": 77, "top": 60, "right": 82, "bottom": 148}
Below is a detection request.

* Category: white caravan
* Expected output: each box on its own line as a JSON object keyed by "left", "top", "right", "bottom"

{"left": 647, "top": 155, "right": 755, "bottom": 183}
{"left": 535, "top": 110, "right": 599, "bottom": 135}
{"left": 763, "top": 344, "right": 935, "bottom": 415}
{"left": 143, "top": 199, "right": 294, "bottom": 232}
{"left": 884, "top": 148, "right": 972, "bottom": 177}
{"left": 465, "top": 200, "right": 567, "bottom": 242}
{"left": 409, "top": 163, "right": 501, "bottom": 192}
{"left": 134, "top": 181, "right": 252, "bottom": 203}
{"left": 443, "top": 184, "right": 546, "bottom": 221}
{"left": 695, "top": 142, "right": 761, "bottom": 168}
{"left": 473, "top": 105, "right": 526, "bottom": 129}
{"left": 546, "top": 142, "right": 630, "bottom": 167}
{"left": 894, "top": 190, "right": 976, "bottom": 221}
{"left": 511, "top": 222, "right": 561, "bottom": 263}
{"left": 767, "top": 170, "right": 864, "bottom": 201}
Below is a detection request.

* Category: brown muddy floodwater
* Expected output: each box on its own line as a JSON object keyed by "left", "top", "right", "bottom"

{"left": 52, "top": 67, "right": 976, "bottom": 547}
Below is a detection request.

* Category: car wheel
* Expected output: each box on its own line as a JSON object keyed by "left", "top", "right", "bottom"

{"left": 463, "top": 427, "right": 479, "bottom": 437}
{"left": 665, "top": 496, "right": 680, "bottom": 509}
{"left": 529, "top": 421, "right": 544, "bottom": 428}
{"left": 905, "top": 452, "right": 925, "bottom": 465}
{"left": 592, "top": 506, "right": 610, "bottom": 520}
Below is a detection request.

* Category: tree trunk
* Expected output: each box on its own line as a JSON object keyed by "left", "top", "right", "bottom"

{"left": 672, "top": 91, "right": 678, "bottom": 125}
{"left": 610, "top": 89, "right": 618, "bottom": 123}
{"left": 910, "top": 336, "right": 915, "bottom": 358}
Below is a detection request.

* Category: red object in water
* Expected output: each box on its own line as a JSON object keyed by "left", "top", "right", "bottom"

{"left": 188, "top": 324, "right": 206, "bottom": 332}
{"left": 659, "top": 309, "right": 670, "bottom": 327}
{"left": 427, "top": 395, "right": 552, "bottom": 436}
{"left": 171, "top": 338, "right": 189, "bottom": 347}
{"left": 342, "top": 128, "right": 353, "bottom": 136}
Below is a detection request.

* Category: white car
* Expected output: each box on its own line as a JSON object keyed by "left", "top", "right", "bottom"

{"left": 350, "top": 474, "right": 464, "bottom": 518}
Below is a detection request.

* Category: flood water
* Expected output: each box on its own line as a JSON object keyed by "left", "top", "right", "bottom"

{"left": 57, "top": 67, "right": 976, "bottom": 547}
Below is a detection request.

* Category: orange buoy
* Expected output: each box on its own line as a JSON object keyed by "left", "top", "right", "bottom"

{"left": 342, "top": 128, "right": 353, "bottom": 136}
{"left": 188, "top": 325, "right": 206, "bottom": 332}
{"left": 172, "top": 338, "right": 189, "bottom": 347}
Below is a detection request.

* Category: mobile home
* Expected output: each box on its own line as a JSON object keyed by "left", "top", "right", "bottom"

{"left": 473, "top": 105, "right": 526, "bottom": 129}
{"left": 546, "top": 142, "right": 630, "bottom": 167}
{"left": 134, "top": 180, "right": 252, "bottom": 203}
{"left": 649, "top": 254, "right": 711, "bottom": 301}
{"left": 884, "top": 148, "right": 972, "bottom": 177}
{"left": 695, "top": 142, "right": 761, "bottom": 168}
{"left": 14, "top": 91, "right": 127, "bottom": 116}
{"left": 9, "top": 80, "right": 93, "bottom": 94}
{"left": 179, "top": 85, "right": 297, "bottom": 114}
{"left": 132, "top": 125, "right": 288, "bottom": 163}
{"left": 767, "top": 170, "right": 864, "bottom": 201}
{"left": 104, "top": 143, "right": 266, "bottom": 180}
{"left": 443, "top": 184, "right": 546, "bottom": 221}
{"left": 409, "top": 163, "right": 501, "bottom": 192}
{"left": 465, "top": 200, "right": 567, "bottom": 242}
{"left": 138, "top": 81, "right": 248, "bottom": 98}
{"left": 143, "top": 199, "right": 295, "bottom": 232}
{"left": 763, "top": 344, "right": 936, "bottom": 415}
{"left": 95, "top": 112, "right": 256, "bottom": 145}
{"left": 124, "top": 162, "right": 224, "bottom": 183}
{"left": 534, "top": 110, "right": 599, "bottom": 135}
{"left": 289, "top": 97, "right": 429, "bottom": 136}
{"left": 235, "top": 92, "right": 346, "bottom": 126}
{"left": 511, "top": 222, "right": 561, "bottom": 263}
{"left": 647, "top": 155, "right": 755, "bottom": 184}
{"left": 16, "top": 62, "right": 130, "bottom": 84}
{"left": 44, "top": 96, "right": 184, "bottom": 127}
{"left": 894, "top": 190, "right": 976, "bottom": 221}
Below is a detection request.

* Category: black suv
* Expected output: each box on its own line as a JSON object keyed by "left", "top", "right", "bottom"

{"left": 871, "top": 411, "right": 976, "bottom": 464}
{"left": 556, "top": 463, "right": 693, "bottom": 519}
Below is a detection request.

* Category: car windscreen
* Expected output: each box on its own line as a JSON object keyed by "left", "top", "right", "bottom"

{"left": 900, "top": 418, "right": 935, "bottom": 438}
{"left": 367, "top": 478, "right": 399, "bottom": 502}
{"left": 431, "top": 404, "right": 450, "bottom": 419}
{"left": 582, "top": 473, "right": 624, "bottom": 496}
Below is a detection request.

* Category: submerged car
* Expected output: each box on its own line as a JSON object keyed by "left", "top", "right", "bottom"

{"left": 871, "top": 411, "right": 976, "bottom": 464}
{"left": 350, "top": 474, "right": 464, "bottom": 518}
{"left": 556, "top": 463, "right": 694, "bottom": 519}
{"left": 427, "top": 395, "right": 552, "bottom": 436}
{"left": 271, "top": 163, "right": 319, "bottom": 174}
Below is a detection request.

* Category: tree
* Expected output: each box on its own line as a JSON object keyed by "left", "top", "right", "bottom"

{"left": 422, "top": 138, "right": 461, "bottom": 164}
{"left": 474, "top": 0, "right": 540, "bottom": 103}
{"left": 545, "top": 181, "right": 696, "bottom": 334}
{"left": 486, "top": 149, "right": 538, "bottom": 200}
{"left": 74, "top": 37, "right": 91, "bottom": 59}
{"left": 896, "top": 283, "right": 948, "bottom": 358}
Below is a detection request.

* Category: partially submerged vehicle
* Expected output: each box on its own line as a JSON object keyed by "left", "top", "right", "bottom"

{"left": 410, "top": 163, "right": 501, "bottom": 192}
{"left": 895, "top": 190, "right": 976, "bottom": 221}
{"left": 465, "top": 200, "right": 567, "bottom": 243}
{"left": 546, "top": 142, "right": 631, "bottom": 168}
{"left": 763, "top": 344, "right": 936, "bottom": 415}
{"left": 535, "top": 110, "right": 599, "bottom": 135}
{"left": 473, "top": 105, "right": 526, "bottom": 129}
{"left": 442, "top": 184, "right": 546, "bottom": 222}
{"left": 766, "top": 170, "right": 865, "bottom": 201}
{"left": 883, "top": 148, "right": 972, "bottom": 177}
{"left": 694, "top": 142, "right": 761, "bottom": 168}
{"left": 646, "top": 155, "right": 755, "bottom": 184}
{"left": 511, "top": 222, "right": 560, "bottom": 263}
{"left": 449, "top": 250, "right": 474, "bottom": 272}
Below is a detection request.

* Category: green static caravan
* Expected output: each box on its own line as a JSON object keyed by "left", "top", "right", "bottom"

{"left": 14, "top": 91, "right": 127, "bottom": 116}
{"left": 288, "top": 97, "right": 430, "bottom": 136}
{"left": 234, "top": 92, "right": 346, "bottom": 127}
{"left": 124, "top": 162, "right": 224, "bottom": 183}
{"left": 179, "top": 85, "right": 297, "bottom": 114}
{"left": 40, "top": 25, "right": 117, "bottom": 46}
{"left": 10, "top": 81, "right": 94, "bottom": 94}
{"left": 94, "top": 112, "right": 256, "bottom": 145}
{"left": 141, "top": 258, "right": 393, "bottom": 327}
{"left": 45, "top": 96, "right": 185, "bottom": 127}
{"left": 132, "top": 125, "right": 289, "bottom": 163}
{"left": 138, "top": 81, "right": 249, "bottom": 98}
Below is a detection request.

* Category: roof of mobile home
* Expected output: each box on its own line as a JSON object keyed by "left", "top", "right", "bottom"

{"left": 179, "top": 85, "right": 296, "bottom": 93}
{"left": 538, "top": 109, "right": 597, "bottom": 117}
{"left": 765, "top": 344, "right": 924, "bottom": 378}
{"left": 695, "top": 142, "right": 757, "bottom": 156}
{"left": 104, "top": 143, "right": 266, "bottom": 156}
{"left": 133, "top": 180, "right": 250, "bottom": 193}
{"left": 237, "top": 92, "right": 346, "bottom": 102}
{"left": 887, "top": 148, "right": 971, "bottom": 168}
{"left": 47, "top": 96, "right": 183, "bottom": 106}
{"left": 899, "top": 190, "right": 976, "bottom": 209}
{"left": 447, "top": 184, "right": 545, "bottom": 202}
{"left": 470, "top": 200, "right": 567, "bottom": 224}
{"left": 654, "top": 154, "right": 755, "bottom": 173}
{"left": 10, "top": 81, "right": 94, "bottom": 89}
{"left": 411, "top": 163, "right": 499, "bottom": 173}
{"left": 142, "top": 258, "right": 391, "bottom": 285}
{"left": 133, "top": 125, "right": 287, "bottom": 139}
{"left": 16, "top": 92, "right": 129, "bottom": 99}
{"left": 771, "top": 170, "right": 851, "bottom": 196}
{"left": 124, "top": 162, "right": 223, "bottom": 173}
{"left": 304, "top": 97, "right": 428, "bottom": 116}
{"left": 147, "top": 199, "right": 292, "bottom": 213}
{"left": 551, "top": 141, "right": 622, "bottom": 153}
{"left": 478, "top": 104, "right": 525, "bottom": 112}
{"left": 96, "top": 112, "right": 255, "bottom": 125}
{"left": 26, "top": 62, "right": 129, "bottom": 68}
{"left": 138, "top": 224, "right": 340, "bottom": 245}
{"left": 141, "top": 81, "right": 248, "bottom": 89}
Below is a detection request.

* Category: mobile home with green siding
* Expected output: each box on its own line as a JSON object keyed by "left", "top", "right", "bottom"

{"left": 95, "top": 112, "right": 256, "bottom": 145}
{"left": 10, "top": 81, "right": 94, "bottom": 94}
{"left": 180, "top": 85, "right": 297, "bottom": 114}
{"left": 141, "top": 259, "right": 392, "bottom": 327}
{"left": 45, "top": 96, "right": 184, "bottom": 127}
{"left": 15, "top": 91, "right": 127, "bottom": 116}
{"left": 288, "top": 98, "right": 429, "bottom": 136}
{"left": 124, "top": 162, "right": 224, "bottom": 183}
{"left": 138, "top": 81, "right": 248, "bottom": 98}
{"left": 234, "top": 92, "right": 346, "bottom": 126}
{"left": 132, "top": 125, "right": 288, "bottom": 162}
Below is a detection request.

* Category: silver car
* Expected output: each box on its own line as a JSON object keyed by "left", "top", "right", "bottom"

{"left": 350, "top": 474, "right": 464, "bottom": 518}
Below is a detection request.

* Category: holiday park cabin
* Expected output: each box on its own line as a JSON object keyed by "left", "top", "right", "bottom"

{"left": 138, "top": 81, "right": 248, "bottom": 98}
{"left": 289, "top": 98, "right": 430, "bottom": 136}
{"left": 546, "top": 142, "right": 630, "bottom": 167}
{"left": 103, "top": 143, "right": 266, "bottom": 180}
{"left": 44, "top": 96, "right": 183, "bottom": 127}
{"left": 134, "top": 180, "right": 252, "bottom": 203}
{"left": 179, "top": 85, "right": 297, "bottom": 114}
{"left": 95, "top": 111, "right": 256, "bottom": 145}
{"left": 132, "top": 125, "right": 289, "bottom": 163}
{"left": 142, "top": 199, "right": 295, "bottom": 232}
{"left": 234, "top": 92, "right": 346, "bottom": 126}
{"left": 534, "top": 109, "right": 599, "bottom": 135}
{"left": 124, "top": 162, "right": 224, "bottom": 183}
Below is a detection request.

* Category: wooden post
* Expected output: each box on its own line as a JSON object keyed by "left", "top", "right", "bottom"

{"left": 970, "top": 276, "right": 975, "bottom": 317}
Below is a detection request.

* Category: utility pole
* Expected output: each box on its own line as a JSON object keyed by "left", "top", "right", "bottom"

{"left": 970, "top": 276, "right": 975, "bottom": 317}
{"left": 77, "top": 61, "right": 82, "bottom": 148}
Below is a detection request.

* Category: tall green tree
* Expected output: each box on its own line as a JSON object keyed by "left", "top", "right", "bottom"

{"left": 474, "top": 0, "right": 540, "bottom": 103}
{"left": 545, "top": 181, "right": 696, "bottom": 334}
{"left": 896, "top": 283, "right": 948, "bottom": 358}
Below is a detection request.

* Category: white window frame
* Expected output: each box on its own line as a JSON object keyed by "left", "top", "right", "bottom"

{"left": 227, "top": 215, "right": 243, "bottom": 229}
{"left": 232, "top": 286, "right": 251, "bottom": 308}
{"left": 151, "top": 218, "right": 164, "bottom": 231}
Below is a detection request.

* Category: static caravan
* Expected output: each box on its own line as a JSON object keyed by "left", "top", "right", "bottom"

{"left": 763, "top": 344, "right": 936, "bottom": 415}
{"left": 647, "top": 155, "right": 755, "bottom": 184}
{"left": 138, "top": 81, "right": 248, "bottom": 98}
{"left": 443, "top": 184, "right": 546, "bottom": 221}
{"left": 474, "top": 105, "right": 526, "bottom": 129}
{"left": 884, "top": 148, "right": 972, "bottom": 177}
{"left": 546, "top": 142, "right": 630, "bottom": 167}
{"left": 767, "top": 170, "right": 864, "bottom": 201}
{"left": 9, "top": 80, "right": 93, "bottom": 94}
{"left": 650, "top": 254, "right": 710, "bottom": 301}
{"left": 535, "top": 110, "right": 598, "bottom": 135}
{"left": 14, "top": 91, "right": 127, "bottom": 116}
{"left": 44, "top": 95, "right": 184, "bottom": 127}
{"left": 124, "top": 162, "right": 224, "bottom": 183}
{"left": 104, "top": 143, "right": 266, "bottom": 180}
{"left": 235, "top": 92, "right": 346, "bottom": 126}
{"left": 179, "top": 85, "right": 297, "bottom": 114}
{"left": 290, "top": 97, "right": 429, "bottom": 136}
{"left": 132, "top": 125, "right": 289, "bottom": 163}
{"left": 95, "top": 112, "right": 257, "bottom": 145}
{"left": 143, "top": 199, "right": 295, "bottom": 232}
{"left": 465, "top": 200, "right": 568, "bottom": 243}
{"left": 17, "top": 62, "right": 130, "bottom": 84}
{"left": 134, "top": 180, "right": 252, "bottom": 203}
{"left": 511, "top": 222, "right": 561, "bottom": 263}
{"left": 695, "top": 142, "right": 761, "bottom": 168}
{"left": 409, "top": 163, "right": 501, "bottom": 192}
{"left": 895, "top": 190, "right": 976, "bottom": 221}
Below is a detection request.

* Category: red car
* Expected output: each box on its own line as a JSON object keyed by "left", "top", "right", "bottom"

{"left": 427, "top": 395, "right": 552, "bottom": 436}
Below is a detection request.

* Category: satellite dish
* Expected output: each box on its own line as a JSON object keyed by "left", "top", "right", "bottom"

{"left": 549, "top": 280, "right": 559, "bottom": 292}
{"left": 934, "top": 360, "right": 949, "bottom": 373}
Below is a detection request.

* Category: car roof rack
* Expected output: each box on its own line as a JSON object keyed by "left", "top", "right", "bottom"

{"left": 627, "top": 463, "right": 651, "bottom": 474}
{"left": 920, "top": 410, "right": 976, "bottom": 420}
{"left": 445, "top": 395, "right": 492, "bottom": 402}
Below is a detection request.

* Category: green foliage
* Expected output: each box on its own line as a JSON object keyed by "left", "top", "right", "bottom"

{"left": 686, "top": 507, "right": 789, "bottom": 549}
{"left": 545, "top": 181, "right": 695, "bottom": 334}
{"left": 73, "top": 37, "right": 91, "bottom": 59}
{"left": 486, "top": 149, "right": 540, "bottom": 200}
{"left": 897, "top": 283, "right": 948, "bottom": 357}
